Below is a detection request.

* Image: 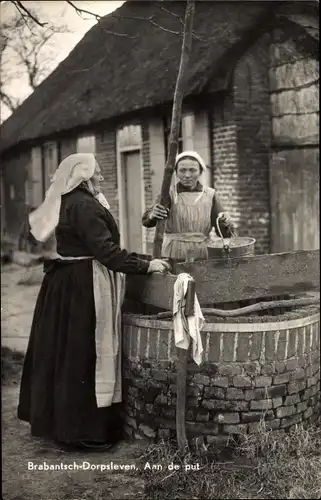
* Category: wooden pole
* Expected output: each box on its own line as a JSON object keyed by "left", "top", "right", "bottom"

{"left": 176, "top": 274, "right": 195, "bottom": 455}
{"left": 152, "top": 0, "right": 196, "bottom": 259}
{"left": 176, "top": 348, "right": 189, "bottom": 454}
{"left": 151, "top": 0, "right": 196, "bottom": 456}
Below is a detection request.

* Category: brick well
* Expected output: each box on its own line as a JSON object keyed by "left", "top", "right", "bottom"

{"left": 121, "top": 307, "right": 320, "bottom": 446}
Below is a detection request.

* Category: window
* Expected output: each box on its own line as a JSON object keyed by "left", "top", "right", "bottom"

{"left": 181, "top": 113, "right": 195, "bottom": 150}
{"left": 10, "top": 185, "right": 15, "bottom": 200}
{"left": 77, "top": 134, "right": 96, "bottom": 153}
{"left": 163, "top": 112, "right": 195, "bottom": 158}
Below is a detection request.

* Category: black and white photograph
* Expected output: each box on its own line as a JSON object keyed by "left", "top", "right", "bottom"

{"left": 1, "top": 0, "right": 320, "bottom": 498}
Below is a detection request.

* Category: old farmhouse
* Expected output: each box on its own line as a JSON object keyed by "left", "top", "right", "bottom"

{"left": 0, "top": 0, "right": 319, "bottom": 256}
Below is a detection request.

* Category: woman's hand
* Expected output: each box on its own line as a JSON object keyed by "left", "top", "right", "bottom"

{"left": 217, "top": 212, "right": 235, "bottom": 237}
{"left": 147, "top": 259, "right": 171, "bottom": 274}
{"left": 218, "top": 212, "right": 233, "bottom": 226}
{"left": 149, "top": 204, "right": 169, "bottom": 221}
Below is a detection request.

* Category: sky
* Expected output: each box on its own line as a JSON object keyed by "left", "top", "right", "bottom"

{"left": 0, "top": 1, "right": 125, "bottom": 122}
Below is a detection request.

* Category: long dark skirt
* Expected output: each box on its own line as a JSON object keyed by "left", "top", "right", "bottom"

{"left": 18, "top": 259, "right": 122, "bottom": 443}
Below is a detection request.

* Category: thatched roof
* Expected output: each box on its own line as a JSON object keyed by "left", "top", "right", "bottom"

{"left": 276, "top": 2, "right": 319, "bottom": 42}
{"left": 0, "top": 1, "right": 317, "bottom": 154}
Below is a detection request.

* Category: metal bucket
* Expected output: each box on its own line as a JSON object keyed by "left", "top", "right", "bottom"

{"left": 207, "top": 236, "right": 255, "bottom": 259}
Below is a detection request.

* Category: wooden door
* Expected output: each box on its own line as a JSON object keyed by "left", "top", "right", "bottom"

{"left": 123, "top": 151, "right": 143, "bottom": 253}
{"left": 270, "top": 148, "right": 319, "bottom": 252}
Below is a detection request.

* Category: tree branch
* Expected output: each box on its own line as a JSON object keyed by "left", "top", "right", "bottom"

{"left": 145, "top": 17, "right": 180, "bottom": 36}
{"left": 154, "top": 1, "right": 185, "bottom": 26}
{"left": 65, "top": 0, "right": 138, "bottom": 38}
{"left": 11, "top": 0, "right": 198, "bottom": 42}
{"left": 68, "top": 51, "right": 108, "bottom": 74}
{"left": 99, "top": 25, "right": 138, "bottom": 39}
{"left": 153, "top": 1, "right": 208, "bottom": 42}
{"left": 65, "top": 0, "right": 102, "bottom": 21}
{"left": 153, "top": 0, "right": 196, "bottom": 258}
{"left": 66, "top": 1, "right": 181, "bottom": 38}
{"left": 0, "top": 89, "right": 21, "bottom": 111}
{"left": 1, "top": 9, "right": 70, "bottom": 112}
{"left": 12, "top": 1, "right": 48, "bottom": 27}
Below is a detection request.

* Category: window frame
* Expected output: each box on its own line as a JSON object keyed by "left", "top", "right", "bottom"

{"left": 76, "top": 133, "right": 96, "bottom": 154}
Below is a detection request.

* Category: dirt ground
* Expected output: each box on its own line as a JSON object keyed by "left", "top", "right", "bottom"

{"left": 1, "top": 264, "right": 150, "bottom": 500}
{"left": 1, "top": 264, "right": 40, "bottom": 352}
{"left": 2, "top": 383, "right": 151, "bottom": 500}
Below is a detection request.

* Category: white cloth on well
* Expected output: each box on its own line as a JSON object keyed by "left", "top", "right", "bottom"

{"left": 173, "top": 273, "right": 204, "bottom": 365}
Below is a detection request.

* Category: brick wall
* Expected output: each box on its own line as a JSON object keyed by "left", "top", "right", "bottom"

{"left": 148, "top": 118, "right": 166, "bottom": 201}
{"left": 193, "top": 110, "right": 212, "bottom": 188}
{"left": 95, "top": 128, "right": 119, "bottom": 222}
{"left": 212, "top": 35, "right": 272, "bottom": 254}
{"left": 234, "top": 35, "right": 272, "bottom": 254}
{"left": 212, "top": 94, "right": 240, "bottom": 228}
{"left": 121, "top": 309, "right": 320, "bottom": 446}
{"left": 142, "top": 120, "right": 153, "bottom": 210}
{"left": 142, "top": 120, "right": 154, "bottom": 255}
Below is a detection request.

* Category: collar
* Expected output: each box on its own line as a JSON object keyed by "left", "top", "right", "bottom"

{"left": 176, "top": 181, "right": 203, "bottom": 193}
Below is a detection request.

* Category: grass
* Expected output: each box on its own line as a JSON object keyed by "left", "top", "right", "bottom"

{"left": 138, "top": 419, "right": 321, "bottom": 499}
{"left": 1, "top": 346, "right": 24, "bottom": 385}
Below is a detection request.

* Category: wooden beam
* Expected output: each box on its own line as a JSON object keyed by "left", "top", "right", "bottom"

{"left": 125, "top": 272, "right": 176, "bottom": 310}
{"left": 176, "top": 250, "right": 320, "bottom": 304}
{"left": 125, "top": 250, "right": 320, "bottom": 309}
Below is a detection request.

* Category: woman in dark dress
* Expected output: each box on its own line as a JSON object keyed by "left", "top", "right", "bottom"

{"left": 18, "top": 153, "right": 169, "bottom": 450}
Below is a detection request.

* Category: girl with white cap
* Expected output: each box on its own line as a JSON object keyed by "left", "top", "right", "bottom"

{"left": 18, "top": 153, "right": 169, "bottom": 451}
{"left": 142, "top": 151, "right": 235, "bottom": 260}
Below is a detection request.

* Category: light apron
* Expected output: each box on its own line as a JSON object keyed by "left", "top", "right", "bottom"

{"left": 162, "top": 187, "right": 215, "bottom": 261}
{"left": 55, "top": 254, "right": 125, "bottom": 408}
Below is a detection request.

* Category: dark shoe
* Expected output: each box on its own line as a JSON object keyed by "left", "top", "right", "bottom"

{"left": 55, "top": 439, "right": 117, "bottom": 452}
{"left": 78, "top": 440, "right": 116, "bottom": 451}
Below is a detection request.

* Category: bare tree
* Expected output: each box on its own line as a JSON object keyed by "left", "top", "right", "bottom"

{"left": 152, "top": 0, "right": 196, "bottom": 456}
{"left": 0, "top": 0, "right": 196, "bottom": 117}
{"left": 0, "top": 9, "right": 68, "bottom": 114}
{"left": 153, "top": 1, "right": 195, "bottom": 259}
{"left": 1, "top": 0, "right": 48, "bottom": 28}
